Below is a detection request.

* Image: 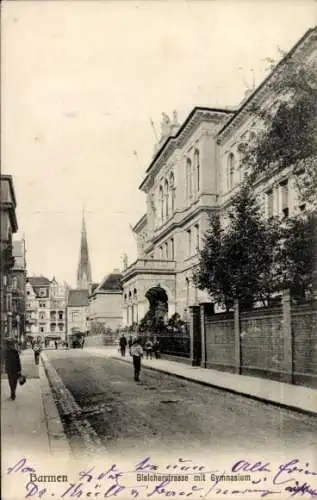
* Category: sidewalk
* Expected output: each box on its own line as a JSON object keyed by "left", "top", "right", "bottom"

{"left": 1, "top": 349, "right": 70, "bottom": 463}
{"left": 95, "top": 347, "right": 317, "bottom": 416}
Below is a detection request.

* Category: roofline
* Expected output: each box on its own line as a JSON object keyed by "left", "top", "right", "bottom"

{"left": 139, "top": 106, "right": 234, "bottom": 190}
{"left": 1, "top": 175, "right": 17, "bottom": 207}
{"left": 133, "top": 213, "right": 147, "bottom": 232}
{"left": 217, "top": 26, "right": 317, "bottom": 138}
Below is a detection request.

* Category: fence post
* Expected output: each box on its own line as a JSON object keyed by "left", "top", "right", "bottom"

{"left": 234, "top": 299, "right": 241, "bottom": 374}
{"left": 282, "top": 289, "right": 293, "bottom": 384}
{"left": 189, "top": 306, "right": 201, "bottom": 366}
{"left": 200, "top": 304, "right": 206, "bottom": 368}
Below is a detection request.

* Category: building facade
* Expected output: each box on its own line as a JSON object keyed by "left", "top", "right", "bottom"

{"left": 0, "top": 175, "right": 18, "bottom": 341}
{"left": 11, "top": 240, "right": 27, "bottom": 343}
{"left": 88, "top": 270, "right": 122, "bottom": 331}
{"left": 67, "top": 289, "right": 89, "bottom": 338}
{"left": 121, "top": 107, "right": 233, "bottom": 325}
{"left": 121, "top": 28, "right": 317, "bottom": 327}
{"left": 49, "top": 278, "right": 68, "bottom": 341}
{"left": 25, "top": 277, "right": 68, "bottom": 342}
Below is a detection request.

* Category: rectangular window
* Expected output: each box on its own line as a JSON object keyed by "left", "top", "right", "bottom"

{"left": 194, "top": 224, "right": 200, "bottom": 252}
{"left": 170, "top": 238, "right": 174, "bottom": 260}
{"left": 266, "top": 189, "right": 273, "bottom": 218}
{"left": 165, "top": 242, "right": 168, "bottom": 260}
{"left": 72, "top": 311, "right": 79, "bottom": 321}
{"left": 187, "top": 229, "right": 192, "bottom": 257}
{"left": 280, "top": 180, "right": 289, "bottom": 217}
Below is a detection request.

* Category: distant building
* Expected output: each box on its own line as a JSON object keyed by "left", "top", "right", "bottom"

{"left": 25, "top": 281, "right": 38, "bottom": 339}
{"left": 88, "top": 270, "right": 123, "bottom": 331}
{"left": 25, "top": 276, "right": 68, "bottom": 342}
{"left": 0, "top": 175, "right": 18, "bottom": 340}
{"left": 11, "top": 240, "right": 27, "bottom": 343}
{"left": 27, "top": 276, "right": 51, "bottom": 337}
{"left": 76, "top": 210, "right": 92, "bottom": 289}
{"left": 67, "top": 289, "right": 89, "bottom": 339}
{"left": 49, "top": 278, "right": 68, "bottom": 341}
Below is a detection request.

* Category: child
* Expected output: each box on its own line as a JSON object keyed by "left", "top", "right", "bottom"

{"left": 145, "top": 338, "right": 153, "bottom": 359}
{"left": 130, "top": 338, "right": 143, "bottom": 382}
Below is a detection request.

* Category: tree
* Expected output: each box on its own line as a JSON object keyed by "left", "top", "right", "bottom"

{"left": 193, "top": 212, "right": 233, "bottom": 311}
{"left": 275, "top": 212, "right": 317, "bottom": 299}
{"left": 90, "top": 321, "right": 105, "bottom": 335}
{"left": 241, "top": 45, "right": 317, "bottom": 207}
{"left": 194, "top": 186, "right": 281, "bottom": 310}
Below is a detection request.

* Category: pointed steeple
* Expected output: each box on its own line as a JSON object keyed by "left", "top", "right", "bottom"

{"left": 77, "top": 208, "right": 92, "bottom": 289}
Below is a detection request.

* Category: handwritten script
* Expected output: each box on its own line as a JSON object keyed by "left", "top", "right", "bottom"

{"left": 4, "top": 456, "right": 317, "bottom": 499}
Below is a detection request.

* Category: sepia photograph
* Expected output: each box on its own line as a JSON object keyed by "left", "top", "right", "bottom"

{"left": 1, "top": 1, "right": 317, "bottom": 498}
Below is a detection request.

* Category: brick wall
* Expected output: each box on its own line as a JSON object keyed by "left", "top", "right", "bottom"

{"left": 200, "top": 298, "right": 317, "bottom": 388}
{"left": 292, "top": 304, "right": 317, "bottom": 385}
{"left": 240, "top": 307, "right": 284, "bottom": 380}
{"left": 205, "top": 312, "right": 235, "bottom": 372}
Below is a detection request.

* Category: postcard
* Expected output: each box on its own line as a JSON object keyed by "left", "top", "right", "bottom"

{"left": 1, "top": 1, "right": 317, "bottom": 499}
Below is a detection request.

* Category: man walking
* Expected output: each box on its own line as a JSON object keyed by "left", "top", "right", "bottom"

{"left": 33, "top": 341, "right": 42, "bottom": 365}
{"left": 119, "top": 334, "right": 127, "bottom": 357}
{"left": 4, "top": 338, "right": 22, "bottom": 401}
{"left": 130, "top": 337, "right": 143, "bottom": 382}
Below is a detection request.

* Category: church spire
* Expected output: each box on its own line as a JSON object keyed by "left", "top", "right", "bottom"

{"left": 76, "top": 208, "right": 92, "bottom": 289}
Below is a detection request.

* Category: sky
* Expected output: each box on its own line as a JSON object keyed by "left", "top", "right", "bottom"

{"left": 2, "top": 0, "right": 316, "bottom": 287}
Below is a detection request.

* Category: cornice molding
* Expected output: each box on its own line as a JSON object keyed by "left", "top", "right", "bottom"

{"left": 140, "top": 108, "right": 233, "bottom": 192}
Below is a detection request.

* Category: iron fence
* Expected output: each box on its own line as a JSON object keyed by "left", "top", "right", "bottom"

{"left": 156, "top": 334, "right": 190, "bottom": 358}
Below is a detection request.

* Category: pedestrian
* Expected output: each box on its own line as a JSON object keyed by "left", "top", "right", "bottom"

{"left": 145, "top": 338, "right": 153, "bottom": 360}
{"left": 128, "top": 335, "right": 133, "bottom": 356}
{"left": 81, "top": 336, "right": 85, "bottom": 349}
{"left": 153, "top": 337, "right": 160, "bottom": 359}
{"left": 33, "top": 342, "right": 42, "bottom": 365}
{"left": 4, "top": 338, "right": 22, "bottom": 401}
{"left": 119, "top": 334, "right": 127, "bottom": 357}
{"left": 130, "top": 337, "right": 143, "bottom": 382}
{"left": 54, "top": 340, "right": 58, "bottom": 350}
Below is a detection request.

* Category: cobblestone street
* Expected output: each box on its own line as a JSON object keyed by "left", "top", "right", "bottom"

{"left": 45, "top": 349, "right": 317, "bottom": 458}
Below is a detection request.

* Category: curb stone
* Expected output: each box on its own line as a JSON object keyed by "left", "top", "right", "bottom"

{"left": 39, "top": 359, "right": 71, "bottom": 457}
{"left": 40, "top": 352, "right": 105, "bottom": 455}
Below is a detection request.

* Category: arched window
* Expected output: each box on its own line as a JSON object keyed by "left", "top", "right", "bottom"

{"left": 227, "top": 153, "right": 235, "bottom": 191}
{"left": 186, "top": 158, "right": 192, "bottom": 201}
{"left": 169, "top": 172, "right": 175, "bottom": 213}
{"left": 164, "top": 179, "right": 169, "bottom": 220}
{"left": 133, "top": 288, "right": 137, "bottom": 301}
{"left": 159, "top": 185, "right": 164, "bottom": 223}
{"left": 194, "top": 150, "right": 200, "bottom": 193}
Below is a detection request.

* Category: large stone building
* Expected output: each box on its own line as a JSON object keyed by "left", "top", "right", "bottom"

{"left": 121, "top": 27, "right": 317, "bottom": 327}
{"left": 88, "top": 270, "right": 122, "bottom": 331}
{"left": 0, "top": 175, "right": 18, "bottom": 340}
